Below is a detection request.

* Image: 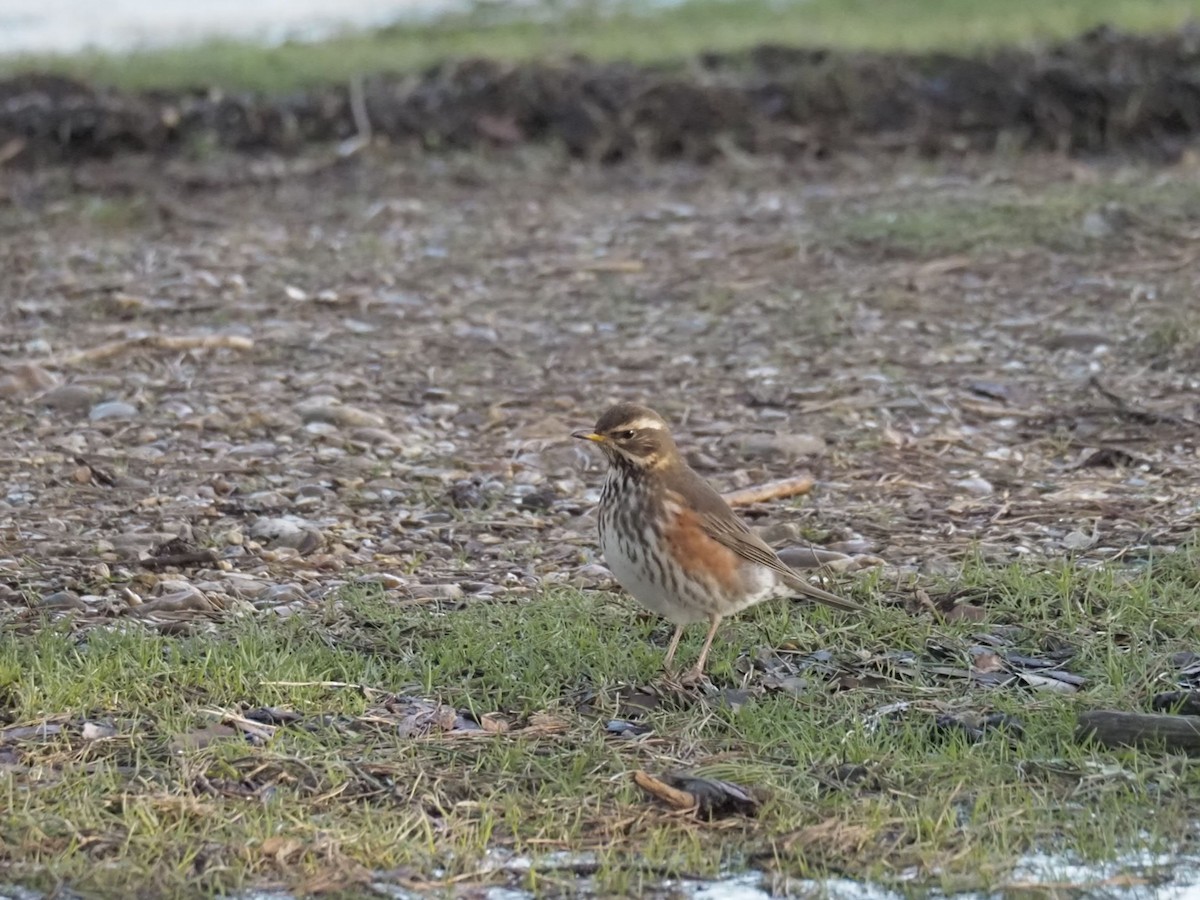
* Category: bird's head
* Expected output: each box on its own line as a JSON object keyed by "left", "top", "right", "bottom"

{"left": 572, "top": 402, "right": 679, "bottom": 471}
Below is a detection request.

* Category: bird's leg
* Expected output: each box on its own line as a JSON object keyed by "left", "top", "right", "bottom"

{"left": 662, "top": 623, "right": 685, "bottom": 670}
{"left": 682, "top": 615, "right": 722, "bottom": 683}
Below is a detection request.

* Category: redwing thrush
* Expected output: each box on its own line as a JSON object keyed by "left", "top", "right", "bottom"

{"left": 573, "top": 402, "right": 862, "bottom": 680}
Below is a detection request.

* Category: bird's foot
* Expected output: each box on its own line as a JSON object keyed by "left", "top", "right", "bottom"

{"left": 651, "top": 668, "right": 718, "bottom": 701}
{"left": 677, "top": 666, "right": 711, "bottom": 688}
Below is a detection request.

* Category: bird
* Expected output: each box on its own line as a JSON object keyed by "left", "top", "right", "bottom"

{"left": 573, "top": 402, "right": 862, "bottom": 681}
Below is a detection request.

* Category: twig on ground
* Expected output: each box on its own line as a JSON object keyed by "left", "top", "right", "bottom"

{"left": 723, "top": 476, "right": 815, "bottom": 507}
{"left": 261, "top": 680, "right": 393, "bottom": 697}
{"left": 51, "top": 334, "right": 254, "bottom": 367}
{"left": 632, "top": 770, "right": 697, "bottom": 811}
{"left": 201, "top": 708, "right": 278, "bottom": 742}
{"left": 339, "top": 73, "right": 374, "bottom": 158}
{"left": 1076, "top": 710, "right": 1200, "bottom": 755}
{"left": 1087, "top": 376, "right": 1199, "bottom": 427}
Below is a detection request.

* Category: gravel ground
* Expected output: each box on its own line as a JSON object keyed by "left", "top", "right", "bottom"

{"left": 1, "top": 148, "right": 1198, "bottom": 628}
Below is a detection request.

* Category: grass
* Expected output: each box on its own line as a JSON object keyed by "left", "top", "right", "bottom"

{"left": 2, "top": 548, "right": 1199, "bottom": 897}
{"left": 824, "top": 176, "right": 1200, "bottom": 257}
{"left": 4, "top": 0, "right": 1200, "bottom": 92}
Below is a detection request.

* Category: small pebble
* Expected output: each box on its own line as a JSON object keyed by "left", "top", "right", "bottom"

{"left": 89, "top": 400, "right": 139, "bottom": 421}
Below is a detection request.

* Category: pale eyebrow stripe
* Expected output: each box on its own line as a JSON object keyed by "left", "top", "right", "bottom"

{"left": 620, "top": 416, "right": 666, "bottom": 431}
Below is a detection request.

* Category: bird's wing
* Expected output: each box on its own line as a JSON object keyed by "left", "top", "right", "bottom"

{"left": 664, "top": 464, "right": 863, "bottom": 614}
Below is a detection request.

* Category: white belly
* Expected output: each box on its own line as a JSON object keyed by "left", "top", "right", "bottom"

{"left": 599, "top": 515, "right": 779, "bottom": 626}
{"left": 600, "top": 522, "right": 700, "bottom": 624}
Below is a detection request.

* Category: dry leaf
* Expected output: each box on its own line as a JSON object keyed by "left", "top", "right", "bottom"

{"left": 972, "top": 651, "right": 1005, "bottom": 673}
{"left": 479, "top": 713, "right": 511, "bottom": 733}
{"left": 945, "top": 604, "right": 988, "bottom": 623}
{"left": 1018, "top": 672, "right": 1079, "bottom": 694}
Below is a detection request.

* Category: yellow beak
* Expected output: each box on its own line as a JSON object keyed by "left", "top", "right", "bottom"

{"left": 572, "top": 431, "right": 606, "bottom": 443}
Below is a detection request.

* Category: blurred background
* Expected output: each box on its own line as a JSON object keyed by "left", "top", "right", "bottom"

{"left": 4, "top": 0, "right": 1200, "bottom": 86}
{"left": 0, "top": 0, "right": 473, "bottom": 54}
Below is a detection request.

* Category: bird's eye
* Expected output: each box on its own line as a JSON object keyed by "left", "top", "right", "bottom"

{"left": 618, "top": 430, "right": 636, "bottom": 440}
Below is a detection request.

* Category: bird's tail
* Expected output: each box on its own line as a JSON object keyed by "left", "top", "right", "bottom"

{"left": 786, "top": 573, "right": 863, "bottom": 613}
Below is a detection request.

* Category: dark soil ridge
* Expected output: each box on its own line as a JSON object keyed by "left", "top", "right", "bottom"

{"left": 4, "top": 23, "right": 1200, "bottom": 165}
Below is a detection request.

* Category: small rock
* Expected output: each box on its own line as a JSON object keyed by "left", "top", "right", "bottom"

{"left": 89, "top": 400, "right": 139, "bottom": 421}
{"left": 1080, "top": 204, "right": 1132, "bottom": 239}
{"left": 755, "top": 523, "right": 802, "bottom": 545}
{"left": 229, "top": 443, "right": 284, "bottom": 459}
{"left": 355, "top": 573, "right": 408, "bottom": 590}
{"left": 1079, "top": 210, "right": 1114, "bottom": 239}
{"left": 739, "top": 433, "right": 826, "bottom": 459}
{"left": 452, "top": 323, "right": 498, "bottom": 343}
{"left": 303, "top": 421, "right": 341, "bottom": 438}
{"left": 447, "top": 478, "right": 492, "bottom": 509}
{"left": 249, "top": 517, "right": 323, "bottom": 553}
{"left": 155, "top": 579, "right": 200, "bottom": 596}
{"left": 575, "top": 564, "right": 613, "bottom": 582}
{"left": 1045, "top": 330, "right": 1110, "bottom": 352}
{"left": 0, "top": 363, "right": 59, "bottom": 398}
{"left": 349, "top": 427, "right": 403, "bottom": 446}
{"left": 412, "top": 583, "right": 464, "bottom": 601}
{"left": 111, "top": 532, "right": 179, "bottom": 552}
{"left": 268, "top": 601, "right": 307, "bottom": 618}
{"left": 243, "top": 490, "right": 290, "bottom": 510}
{"left": 762, "top": 673, "right": 810, "bottom": 695}
{"left": 519, "top": 487, "right": 556, "bottom": 511}
{"left": 826, "top": 539, "right": 875, "bottom": 555}
{"left": 82, "top": 721, "right": 118, "bottom": 740}
{"left": 1063, "top": 529, "right": 1098, "bottom": 551}
{"left": 255, "top": 583, "right": 310, "bottom": 606}
{"left": 39, "top": 590, "right": 85, "bottom": 610}
{"left": 685, "top": 448, "right": 723, "bottom": 470}
{"left": 128, "top": 589, "right": 216, "bottom": 615}
{"left": 777, "top": 547, "right": 852, "bottom": 570}
{"left": 955, "top": 477, "right": 994, "bottom": 497}
{"left": 213, "top": 573, "right": 271, "bottom": 598}
{"left": 40, "top": 384, "right": 100, "bottom": 412}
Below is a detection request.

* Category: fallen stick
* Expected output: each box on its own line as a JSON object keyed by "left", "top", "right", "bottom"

{"left": 1076, "top": 710, "right": 1200, "bottom": 755}
{"left": 632, "top": 770, "right": 697, "bottom": 811}
{"left": 722, "top": 476, "right": 815, "bottom": 507}
{"left": 53, "top": 334, "right": 254, "bottom": 367}
{"left": 261, "top": 680, "right": 393, "bottom": 697}
{"left": 201, "top": 708, "right": 278, "bottom": 742}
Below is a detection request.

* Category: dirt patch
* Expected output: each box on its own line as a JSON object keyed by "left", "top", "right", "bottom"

{"left": 5, "top": 25, "right": 1200, "bottom": 166}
